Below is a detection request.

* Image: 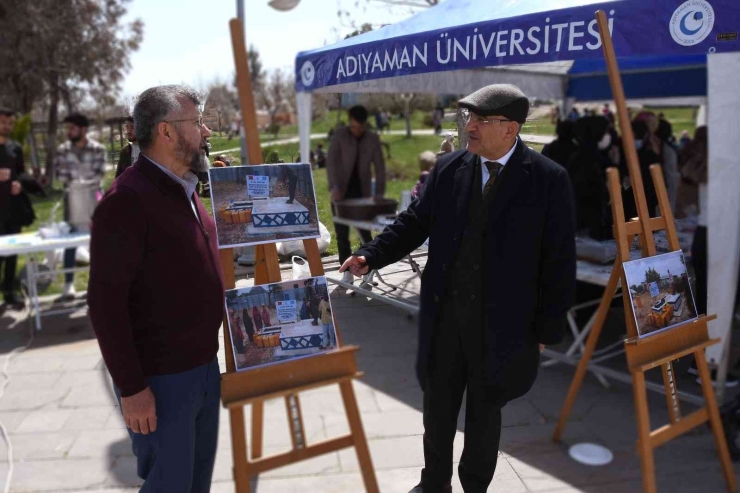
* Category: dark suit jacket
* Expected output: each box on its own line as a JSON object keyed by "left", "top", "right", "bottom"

{"left": 115, "top": 143, "right": 133, "bottom": 178}
{"left": 354, "top": 140, "right": 577, "bottom": 399}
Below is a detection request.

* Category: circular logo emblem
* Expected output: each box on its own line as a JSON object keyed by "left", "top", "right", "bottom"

{"left": 670, "top": 0, "right": 715, "bottom": 46}
{"left": 300, "top": 61, "right": 315, "bottom": 87}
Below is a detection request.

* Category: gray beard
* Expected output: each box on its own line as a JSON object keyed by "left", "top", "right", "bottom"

{"left": 189, "top": 153, "right": 210, "bottom": 173}
{"left": 174, "top": 134, "right": 210, "bottom": 173}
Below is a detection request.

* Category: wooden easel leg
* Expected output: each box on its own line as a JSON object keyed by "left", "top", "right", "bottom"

{"left": 230, "top": 407, "right": 251, "bottom": 493}
{"left": 339, "top": 380, "right": 379, "bottom": 493}
{"left": 633, "top": 371, "right": 657, "bottom": 493}
{"left": 660, "top": 362, "right": 681, "bottom": 424}
{"left": 251, "top": 400, "right": 264, "bottom": 460}
{"left": 553, "top": 262, "right": 621, "bottom": 442}
{"left": 695, "top": 350, "right": 738, "bottom": 493}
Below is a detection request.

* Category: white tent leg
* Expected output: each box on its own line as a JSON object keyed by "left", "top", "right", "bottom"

{"left": 562, "top": 97, "right": 576, "bottom": 120}
{"left": 297, "top": 92, "right": 312, "bottom": 165}
{"left": 706, "top": 53, "right": 740, "bottom": 403}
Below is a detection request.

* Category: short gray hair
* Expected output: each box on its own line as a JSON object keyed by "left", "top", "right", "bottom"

{"left": 133, "top": 85, "right": 201, "bottom": 150}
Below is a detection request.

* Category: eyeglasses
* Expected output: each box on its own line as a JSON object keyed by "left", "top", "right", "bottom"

{"left": 164, "top": 116, "right": 205, "bottom": 127}
{"left": 461, "top": 109, "right": 513, "bottom": 126}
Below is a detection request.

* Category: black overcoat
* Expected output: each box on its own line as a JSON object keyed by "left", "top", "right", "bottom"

{"left": 354, "top": 139, "right": 577, "bottom": 400}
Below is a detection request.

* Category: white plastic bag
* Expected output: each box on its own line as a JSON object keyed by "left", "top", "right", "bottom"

{"left": 275, "top": 221, "right": 332, "bottom": 258}
{"left": 291, "top": 256, "right": 312, "bottom": 280}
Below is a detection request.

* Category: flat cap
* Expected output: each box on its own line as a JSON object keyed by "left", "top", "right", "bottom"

{"left": 458, "top": 84, "right": 529, "bottom": 124}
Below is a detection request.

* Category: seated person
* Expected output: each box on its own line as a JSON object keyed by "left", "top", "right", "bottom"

{"left": 315, "top": 142, "right": 327, "bottom": 168}
{"left": 412, "top": 150, "right": 436, "bottom": 199}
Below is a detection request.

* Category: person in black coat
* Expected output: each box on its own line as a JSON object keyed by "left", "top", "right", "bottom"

{"left": 566, "top": 116, "right": 613, "bottom": 240}
{"left": 0, "top": 108, "right": 38, "bottom": 309}
{"left": 115, "top": 116, "right": 140, "bottom": 179}
{"left": 241, "top": 307, "right": 255, "bottom": 343}
{"left": 341, "top": 84, "right": 576, "bottom": 493}
{"left": 621, "top": 120, "right": 662, "bottom": 220}
{"left": 541, "top": 119, "right": 577, "bottom": 169}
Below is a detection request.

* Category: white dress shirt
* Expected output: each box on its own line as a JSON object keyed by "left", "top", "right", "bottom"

{"left": 131, "top": 143, "right": 140, "bottom": 164}
{"left": 478, "top": 137, "right": 518, "bottom": 193}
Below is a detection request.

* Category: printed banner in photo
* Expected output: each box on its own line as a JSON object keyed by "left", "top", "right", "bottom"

{"left": 276, "top": 300, "right": 297, "bottom": 323}
{"left": 247, "top": 175, "right": 270, "bottom": 197}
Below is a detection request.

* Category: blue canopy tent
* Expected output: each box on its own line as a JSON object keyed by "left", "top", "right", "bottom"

{"left": 566, "top": 55, "right": 707, "bottom": 102}
{"left": 294, "top": 0, "right": 740, "bottom": 379}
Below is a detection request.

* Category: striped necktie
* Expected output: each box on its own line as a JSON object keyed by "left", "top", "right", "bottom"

{"left": 483, "top": 161, "right": 503, "bottom": 197}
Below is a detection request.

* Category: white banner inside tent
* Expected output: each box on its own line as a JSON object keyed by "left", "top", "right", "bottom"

{"left": 706, "top": 52, "right": 740, "bottom": 367}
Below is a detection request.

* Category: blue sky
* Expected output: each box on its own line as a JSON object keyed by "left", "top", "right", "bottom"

{"left": 623, "top": 251, "right": 689, "bottom": 288}
{"left": 120, "top": 0, "right": 424, "bottom": 98}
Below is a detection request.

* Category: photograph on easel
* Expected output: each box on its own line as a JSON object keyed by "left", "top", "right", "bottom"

{"left": 209, "top": 163, "right": 320, "bottom": 248}
{"left": 623, "top": 251, "right": 698, "bottom": 338}
{"left": 224, "top": 276, "right": 338, "bottom": 372}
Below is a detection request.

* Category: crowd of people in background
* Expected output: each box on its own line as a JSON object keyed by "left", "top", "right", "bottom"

{"left": 541, "top": 107, "right": 717, "bottom": 370}
{"left": 541, "top": 108, "right": 704, "bottom": 240}
{"left": 0, "top": 100, "right": 713, "bottom": 319}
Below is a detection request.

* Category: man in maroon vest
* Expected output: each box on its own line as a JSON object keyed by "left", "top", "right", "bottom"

{"left": 88, "top": 85, "right": 224, "bottom": 492}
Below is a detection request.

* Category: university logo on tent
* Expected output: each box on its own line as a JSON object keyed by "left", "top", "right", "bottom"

{"left": 300, "top": 60, "right": 315, "bottom": 87}
{"left": 670, "top": 0, "right": 715, "bottom": 46}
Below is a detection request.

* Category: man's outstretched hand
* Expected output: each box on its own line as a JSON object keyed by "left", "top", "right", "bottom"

{"left": 339, "top": 255, "right": 369, "bottom": 277}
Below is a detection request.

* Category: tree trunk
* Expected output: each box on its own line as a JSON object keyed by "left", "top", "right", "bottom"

{"left": 45, "top": 75, "right": 60, "bottom": 183}
{"left": 61, "top": 83, "right": 75, "bottom": 114}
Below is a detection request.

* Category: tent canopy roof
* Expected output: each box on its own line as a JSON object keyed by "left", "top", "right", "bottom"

{"left": 295, "top": 0, "right": 738, "bottom": 96}
{"left": 299, "top": 0, "right": 613, "bottom": 57}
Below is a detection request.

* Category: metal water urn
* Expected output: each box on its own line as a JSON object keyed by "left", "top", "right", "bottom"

{"left": 67, "top": 179, "right": 100, "bottom": 230}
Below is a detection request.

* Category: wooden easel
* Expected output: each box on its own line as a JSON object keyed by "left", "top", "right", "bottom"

{"left": 552, "top": 11, "right": 736, "bottom": 493}
{"left": 218, "top": 18, "right": 379, "bottom": 493}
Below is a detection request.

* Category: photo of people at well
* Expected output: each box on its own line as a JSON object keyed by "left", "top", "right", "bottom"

{"left": 209, "top": 163, "right": 320, "bottom": 248}
{"left": 624, "top": 251, "right": 698, "bottom": 338}
{"left": 225, "top": 276, "right": 337, "bottom": 371}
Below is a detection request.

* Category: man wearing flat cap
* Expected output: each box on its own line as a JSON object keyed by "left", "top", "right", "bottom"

{"left": 341, "top": 84, "right": 576, "bottom": 493}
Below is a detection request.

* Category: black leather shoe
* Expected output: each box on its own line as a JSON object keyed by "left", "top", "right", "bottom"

{"left": 408, "top": 483, "right": 452, "bottom": 493}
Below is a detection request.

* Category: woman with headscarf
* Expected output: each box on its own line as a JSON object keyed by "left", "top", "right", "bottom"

{"left": 252, "top": 305, "right": 263, "bottom": 331}
{"left": 621, "top": 120, "right": 662, "bottom": 220}
{"left": 655, "top": 118, "right": 680, "bottom": 212}
{"left": 566, "top": 116, "right": 613, "bottom": 239}
{"left": 228, "top": 309, "right": 245, "bottom": 354}
{"left": 675, "top": 126, "right": 707, "bottom": 218}
{"left": 261, "top": 304, "right": 272, "bottom": 328}
{"left": 541, "top": 120, "right": 577, "bottom": 169}
{"left": 241, "top": 306, "right": 255, "bottom": 343}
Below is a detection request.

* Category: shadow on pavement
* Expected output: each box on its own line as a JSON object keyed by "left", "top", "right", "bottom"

{"left": 330, "top": 272, "right": 739, "bottom": 493}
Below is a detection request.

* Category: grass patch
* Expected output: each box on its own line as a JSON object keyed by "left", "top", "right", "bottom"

{"left": 644, "top": 106, "right": 698, "bottom": 138}
{"left": 522, "top": 120, "right": 556, "bottom": 136}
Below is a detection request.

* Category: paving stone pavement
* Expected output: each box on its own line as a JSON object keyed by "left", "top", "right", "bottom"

{"left": 0, "top": 257, "right": 738, "bottom": 492}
